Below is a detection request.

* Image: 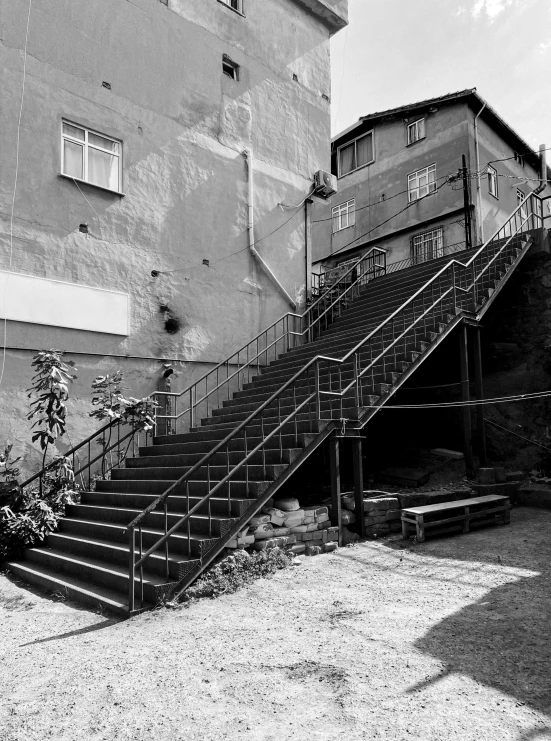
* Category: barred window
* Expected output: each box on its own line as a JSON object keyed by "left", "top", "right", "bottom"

{"left": 332, "top": 199, "right": 355, "bottom": 233}
{"left": 408, "top": 164, "right": 436, "bottom": 202}
{"left": 411, "top": 227, "right": 443, "bottom": 264}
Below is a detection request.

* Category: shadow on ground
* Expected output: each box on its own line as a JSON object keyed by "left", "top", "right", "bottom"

{"left": 381, "top": 507, "right": 551, "bottom": 717}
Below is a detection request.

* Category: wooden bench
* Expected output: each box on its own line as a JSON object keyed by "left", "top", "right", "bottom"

{"left": 401, "top": 495, "right": 511, "bottom": 543}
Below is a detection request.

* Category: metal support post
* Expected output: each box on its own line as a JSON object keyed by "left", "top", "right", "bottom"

{"left": 473, "top": 326, "right": 487, "bottom": 467}
{"left": 352, "top": 437, "right": 365, "bottom": 538}
{"left": 459, "top": 324, "right": 474, "bottom": 478}
{"left": 329, "top": 435, "right": 342, "bottom": 546}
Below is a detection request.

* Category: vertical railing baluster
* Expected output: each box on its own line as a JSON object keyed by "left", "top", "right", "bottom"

{"left": 128, "top": 526, "right": 135, "bottom": 614}
{"left": 278, "top": 397, "right": 282, "bottom": 458}
{"left": 293, "top": 383, "right": 298, "bottom": 445}
{"left": 139, "top": 524, "right": 144, "bottom": 608}
{"left": 164, "top": 497, "right": 169, "bottom": 580}
{"left": 186, "top": 480, "right": 191, "bottom": 557}
{"left": 226, "top": 445, "right": 231, "bottom": 516}
{"left": 261, "top": 413, "right": 266, "bottom": 478}
{"left": 244, "top": 427, "right": 249, "bottom": 493}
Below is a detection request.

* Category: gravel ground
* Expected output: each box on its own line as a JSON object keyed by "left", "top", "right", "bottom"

{"left": 1, "top": 506, "right": 550, "bottom": 741}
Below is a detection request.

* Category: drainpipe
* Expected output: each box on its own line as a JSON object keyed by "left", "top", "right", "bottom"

{"left": 474, "top": 101, "right": 487, "bottom": 244}
{"left": 532, "top": 143, "right": 547, "bottom": 195}
{"left": 242, "top": 149, "right": 297, "bottom": 310}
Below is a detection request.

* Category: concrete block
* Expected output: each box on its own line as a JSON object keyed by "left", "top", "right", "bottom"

{"left": 327, "top": 532, "right": 338, "bottom": 542}
{"left": 396, "top": 492, "right": 428, "bottom": 508}
{"left": 364, "top": 515, "right": 388, "bottom": 526}
{"left": 327, "top": 526, "right": 339, "bottom": 534}
{"left": 478, "top": 468, "right": 496, "bottom": 484}
{"left": 304, "top": 506, "right": 328, "bottom": 517}
{"left": 473, "top": 482, "right": 519, "bottom": 498}
{"left": 365, "top": 524, "right": 390, "bottom": 536}
{"left": 311, "top": 531, "right": 323, "bottom": 541}
{"left": 506, "top": 471, "right": 526, "bottom": 482}
{"left": 288, "top": 544, "right": 306, "bottom": 555}
{"left": 430, "top": 448, "right": 464, "bottom": 460}
{"left": 363, "top": 497, "right": 399, "bottom": 511}
{"left": 323, "top": 542, "right": 338, "bottom": 553}
{"left": 389, "top": 522, "right": 402, "bottom": 533}
{"left": 321, "top": 530, "right": 328, "bottom": 543}
{"left": 386, "top": 509, "right": 402, "bottom": 522}
{"left": 494, "top": 467, "right": 506, "bottom": 483}
{"left": 302, "top": 532, "right": 314, "bottom": 541}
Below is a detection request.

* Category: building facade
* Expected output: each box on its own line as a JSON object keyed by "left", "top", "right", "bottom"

{"left": 0, "top": 0, "right": 347, "bottom": 471}
{"left": 312, "top": 90, "right": 550, "bottom": 277}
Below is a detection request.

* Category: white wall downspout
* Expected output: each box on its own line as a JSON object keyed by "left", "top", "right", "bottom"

{"left": 243, "top": 149, "right": 297, "bottom": 311}
{"left": 474, "top": 102, "right": 487, "bottom": 245}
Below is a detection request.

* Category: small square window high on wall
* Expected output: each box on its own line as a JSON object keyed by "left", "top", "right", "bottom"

{"left": 332, "top": 199, "right": 355, "bottom": 233}
{"left": 407, "top": 164, "right": 436, "bottom": 202}
{"left": 487, "top": 165, "right": 498, "bottom": 198}
{"left": 407, "top": 118, "right": 425, "bottom": 145}
{"left": 338, "top": 132, "right": 374, "bottom": 177}
{"left": 61, "top": 121, "right": 122, "bottom": 193}
{"left": 218, "top": 0, "right": 243, "bottom": 13}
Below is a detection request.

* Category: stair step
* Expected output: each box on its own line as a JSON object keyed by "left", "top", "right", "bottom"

{"left": 82, "top": 490, "right": 255, "bottom": 518}
{"left": 94, "top": 477, "right": 271, "bottom": 498}
{"left": 6, "top": 560, "right": 135, "bottom": 616}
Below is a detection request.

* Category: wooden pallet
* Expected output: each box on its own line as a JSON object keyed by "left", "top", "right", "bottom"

{"left": 401, "top": 494, "right": 510, "bottom": 543}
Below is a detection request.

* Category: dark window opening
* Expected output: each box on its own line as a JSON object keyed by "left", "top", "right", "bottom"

{"left": 222, "top": 55, "right": 239, "bottom": 80}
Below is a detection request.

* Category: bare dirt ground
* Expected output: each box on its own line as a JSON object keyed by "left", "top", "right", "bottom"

{"left": 1, "top": 506, "right": 550, "bottom": 741}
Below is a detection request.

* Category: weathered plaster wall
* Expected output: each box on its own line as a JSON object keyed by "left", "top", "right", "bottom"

{"left": 0, "top": 0, "right": 345, "bottom": 474}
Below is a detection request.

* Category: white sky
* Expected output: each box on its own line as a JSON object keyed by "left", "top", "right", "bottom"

{"left": 331, "top": 0, "right": 551, "bottom": 153}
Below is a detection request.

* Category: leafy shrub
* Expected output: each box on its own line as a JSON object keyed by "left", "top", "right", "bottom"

{"left": 174, "top": 547, "right": 293, "bottom": 606}
{"left": 0, "top": 456, "right": 80, "bottom": 561}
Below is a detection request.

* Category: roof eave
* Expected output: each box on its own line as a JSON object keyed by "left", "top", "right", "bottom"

{"left": 289, "top": 0, "right": 348, "bottom": 33}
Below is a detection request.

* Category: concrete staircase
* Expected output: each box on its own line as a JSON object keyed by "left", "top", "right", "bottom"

{"left": 7, "top": 208, "right": 538, "bottom": 615}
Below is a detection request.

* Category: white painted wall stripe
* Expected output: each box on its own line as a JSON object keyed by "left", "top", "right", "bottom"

{"left": 0, "top": 270, "right": 129, "bottom": 336}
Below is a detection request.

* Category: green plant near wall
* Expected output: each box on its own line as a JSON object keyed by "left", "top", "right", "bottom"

{"left": 27, "top": 350, "right": 77, "bottom": 468}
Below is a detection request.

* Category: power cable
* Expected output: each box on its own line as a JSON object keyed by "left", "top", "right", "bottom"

{"left": 0, "top": 0, "right": 33, "bottom": 391}
{"left": 486, "top": 418, "right": 551, "bottom": 454}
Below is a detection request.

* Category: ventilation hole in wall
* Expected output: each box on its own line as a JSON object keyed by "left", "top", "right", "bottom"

{"left": 321, "top": 93, "right": 330, "bottom": 101}
{"left": 292, "top": 73, "right": 299, "bottom": 82}
{"left": 159, "top": 304, "right": 170, "bottom": 313}
{"left": 202, "top": 259, "right": 210, "bottom": 267}
{"left": 164, "top": 316, "right": 181, "bottom": 334}
{"left": 79, "top": 223, "right": 88, "bottom": 233}
{"left": 222, "top": 55, "right": 240, "bottom": 81}
{"left": 101, "top": 81, "right": 112, "bottom": 90}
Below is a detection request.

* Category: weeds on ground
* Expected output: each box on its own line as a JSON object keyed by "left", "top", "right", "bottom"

{"left": 173, "top": 547, "right": 294, "bottom": 606}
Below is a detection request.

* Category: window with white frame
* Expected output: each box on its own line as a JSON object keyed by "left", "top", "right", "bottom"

{"left": 517, "top": 188, "right": 527, "bottom": 222}
{"left": 218, "top": 0, "right": 243, "bottom": 12}
{"left": 411, "top": 227, "right": 443, "bottom": 264}
{"left": 407, "top": 118, "right": 425, "bottom": 145}
{"left": 332, "top": 199, "right": 355, "bottom": 233}
{"left": 62, "top": 121, "right": 122, "bottom": 192}
{"left": 338, "top": 132, "right": 374, "bottom": 176}
{"left": 487, "top": 165, "right": 498, "bottom": 198}
{"left": 407, "top": 163, "right": 436, "bottom": 202}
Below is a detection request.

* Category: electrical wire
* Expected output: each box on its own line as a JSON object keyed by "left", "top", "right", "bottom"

{"left": 278, "top": 185, "right": 316, "bottom": 210}
{"left": 329, "top": 179, "right": 449, "bottom": 258}
{"left": 486, "top": 419, "right": 551, "bottom": 454}
{"left": 0, "top": 0, "right": 33, "bottom": 391}
{"left": 157, "top": 201, "right": 304, "bottom": 275}
{"left": 485, "top": 144, "right": 551, "bottom": 167}
{"left": 360, "top": 389, "right": 551, "bottom": 410}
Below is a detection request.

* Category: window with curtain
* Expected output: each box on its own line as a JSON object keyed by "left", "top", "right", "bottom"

{"left": 407, "top": 164, "right": 436, "bottom": 202}
{"left": 407, "top": 118, "right": 425, "bottom": 145}
{"left": 338, "top": 132, "right": 374, "bottom": 176}
{"left": 219, "top": 0, "right": 243, "bottom": 12}
{"left": 62, "top": 121, "right": 122, "bottom": 193}
{"left": 332, "top": 199, "right": 355, "bottom": 232}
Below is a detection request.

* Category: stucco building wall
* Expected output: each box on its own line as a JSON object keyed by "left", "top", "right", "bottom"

{"left": 0, "top": 0, "right": 346, "bottom": 474}
{"left": 312, "top": 96, "right": 550, "bottom": 272}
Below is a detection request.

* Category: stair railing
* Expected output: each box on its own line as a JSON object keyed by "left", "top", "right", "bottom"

{"left": 123, "top": 194, "right": 543, "bottom": 611}
{"left": 153, "top": 246, "right": 386, "bottom": 436}
{"left": 18, "top": 416, "right": 153, "bottom": 499}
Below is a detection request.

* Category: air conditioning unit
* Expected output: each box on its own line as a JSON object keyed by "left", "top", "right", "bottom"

{"left": 313, "top": 169, "right": 337, "bottom": 198}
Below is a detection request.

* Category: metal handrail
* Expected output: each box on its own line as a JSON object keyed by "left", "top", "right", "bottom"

{"left": 153, "top": 246, "right": 387, "bottom": 431}
{"left": 126, "top": 194, "right": 543, "bottom": 611}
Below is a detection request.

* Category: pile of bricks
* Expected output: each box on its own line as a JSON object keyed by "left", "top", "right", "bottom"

{"left": 342, "top": 494, "right": 401, "bottom": 537}
{"left": 226, "top": 497, "right": 338, "bottom": 556}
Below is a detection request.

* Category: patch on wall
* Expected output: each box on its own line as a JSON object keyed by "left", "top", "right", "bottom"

{"left": 0, "top": 270, "right": 129, "bottom": 335}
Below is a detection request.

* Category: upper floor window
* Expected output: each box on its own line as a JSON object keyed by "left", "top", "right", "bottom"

{"left": 218, "top": 0, "right": 243, "bottom": 13}
{"left": 407, "top": 118, "right": 425, "bottom": 145}
{"left": 62, "top": 121, "right": 121, "bottom": 193}
{"left": 222, "top": 55, "right": 240, "bottom": 80}
{"left": 411, "top": 227, "right": 443, "bottom": 264}
{"left": 332, "top": 199, "right": 355, "bottom": 233}
{"left": 487, "top": 165, "right": 498, "bottom": 198}
{"left": 338, "top": 132, "right": 374, "bottom": 177}
{"left": 407, "top": 163, "right": 436, "bottom": 202}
